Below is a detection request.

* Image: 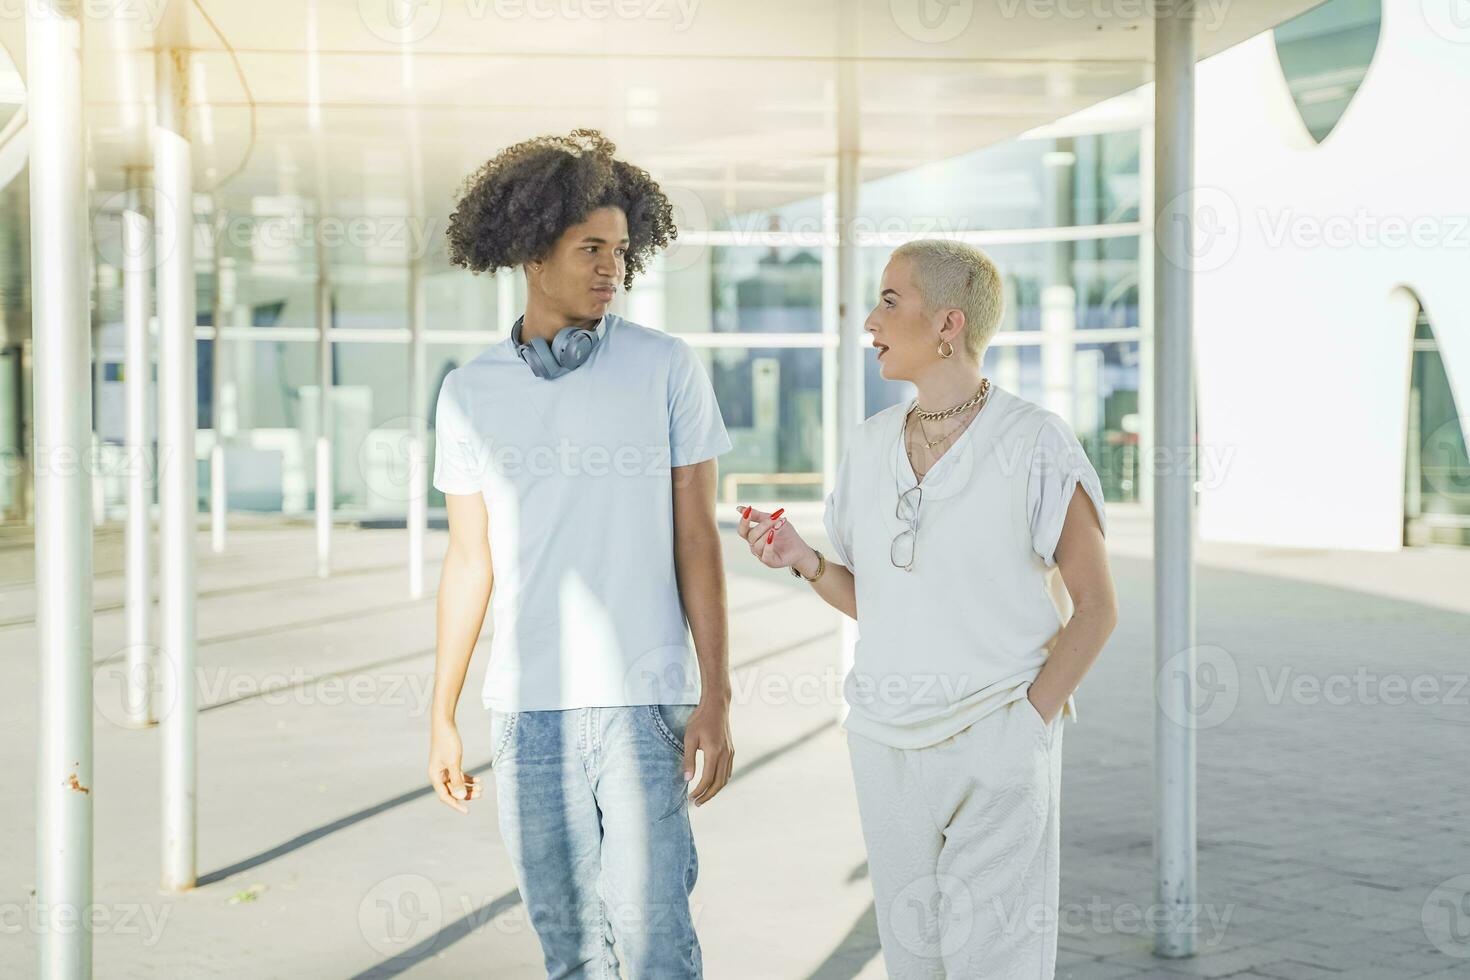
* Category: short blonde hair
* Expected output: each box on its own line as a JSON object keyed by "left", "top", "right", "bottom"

{"left": 891, "top": 240, "right": 1005, "bottom": 359}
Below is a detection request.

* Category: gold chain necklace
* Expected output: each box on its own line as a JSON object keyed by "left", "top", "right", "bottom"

{"left": 907, "top": 379, "right": 991, "bottom": 452}
{"left": 914, "top": 378, "right": 990, "bottom": 422}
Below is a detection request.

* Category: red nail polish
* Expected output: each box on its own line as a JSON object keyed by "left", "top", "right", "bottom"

{"left": 767, "top": 530, "right": 774, "bottom": 544}
{"left": 770, "top": 508, "right": 785, "bottom": 520}
{"left": 743, "top": 506, "right": 752, "bottom": 519}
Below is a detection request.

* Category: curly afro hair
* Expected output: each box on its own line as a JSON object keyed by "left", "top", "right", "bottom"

{"left": 446, "top": 128, "right": 677, "bottom": 290}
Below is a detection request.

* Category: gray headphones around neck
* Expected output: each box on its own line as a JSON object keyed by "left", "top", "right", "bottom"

{"left": 510, "top": 315, "right": 604, "bottom": 380}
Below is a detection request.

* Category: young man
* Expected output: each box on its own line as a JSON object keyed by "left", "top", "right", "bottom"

{"left": 426, "top": 129, "right": 734, "bottom": 979}
{"left": 737, "top": 240, "right": 1118, "bottom": 978}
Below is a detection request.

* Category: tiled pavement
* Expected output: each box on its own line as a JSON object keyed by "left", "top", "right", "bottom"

{"left": 1, "top": 504, "right": 1466, "bottom": 978}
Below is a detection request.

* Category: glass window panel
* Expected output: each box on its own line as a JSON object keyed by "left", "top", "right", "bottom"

{"left": 860, "top": 238, "right": 1138, "bottom": 337}
{"left": 858, "top": 130, "right": 1141, "bottom": 232}
{"left": 697, "top": 346, "right": 824, "bottom": 504}
{"left": 215, "top": 338, "right": 319, "bottom": 515}
{"left": 1274, "top": 0, "right": 1381, "bottom": 143}
{"left": 657, "top": 245, "right": 824, "bottom": 335}
{"left": 1074, "top": 341, "right": 1141, "bottom": 503}
{"left": 329, "top": 340, "right": 437, "bottom": 517}
{"left": 231, "top": 262, "right": 320, "bottom": 330}
{"left": 864, "top": 345, "right": 914, "bottom": 419}
{"left": 426, "top": 266, "right": 508, "bottom": 332}
{"left": 331, "top": 266, "right": 406, "bottom": 331}
{"left": 1407, "top": 309, "right": 1470, "bottom": 545}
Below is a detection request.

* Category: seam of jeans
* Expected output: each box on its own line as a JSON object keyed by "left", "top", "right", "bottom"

{"left": 490, "top": 711, "right": 518, "bottom": 768}
{"left": 579, "top": 709, "right": 598, "bottom": 789}
{"left": 686, "top": 831, "right": 701, "bottom": 976}
{"left": 597, "top": 894, "right": 609, "bottom": 980}
{"left": 591, "top": 707, "right": 603, "bottom": 766}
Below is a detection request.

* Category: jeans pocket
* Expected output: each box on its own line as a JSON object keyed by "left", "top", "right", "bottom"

{"left": 649, "top": 703, "right": 694, "bottom": 757}
{"left": 490, "top": 711, "right": 519, "bottom": 768}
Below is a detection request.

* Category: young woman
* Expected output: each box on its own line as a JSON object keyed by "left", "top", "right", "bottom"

{"left": 737, "top": 240, "right": 1118, "bottom": 978}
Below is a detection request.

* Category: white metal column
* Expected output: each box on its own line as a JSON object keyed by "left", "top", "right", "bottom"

{"left": 407, "top": 255, "right": 427, "bottom": 598}
{"left": 404, "top": 60, "right": 428, "bottom": 598}
{"left": 834, "top": 6, "right": 864, "bottom": 716}
{"left": 209, "top": 208, "right": 227, "bottom": 554}
{"left": 28, "top": 2, "right": 95, "bottom": 974}
{"left": 90, "top": 263, "right": 104, "bottom": 527}
{"left": 123, "top": 166, "right": 155, "bottom": 728}
{"left": 156, "top": 37, "right": 199, "bottom": 893}
{"left": 1138, "top": 121, "right": 1156, "bottom": 510}
{"left": 315, "top": 228, "right": 332, "bottom": 578}
{"left": 1153, "top": 9, "right": 1199, "bottom": 960}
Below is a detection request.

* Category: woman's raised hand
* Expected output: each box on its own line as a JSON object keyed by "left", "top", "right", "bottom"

{"left": 734, "top": 505, "right": 814, "bottom": 572}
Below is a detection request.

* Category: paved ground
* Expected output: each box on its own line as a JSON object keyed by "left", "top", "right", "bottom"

{"left": 1, "top": 503, "right": 1467, "bottom": 978}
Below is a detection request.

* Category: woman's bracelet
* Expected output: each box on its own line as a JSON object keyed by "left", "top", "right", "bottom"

{"left": 791, "top": 549, "right": 826, "bottom": 583}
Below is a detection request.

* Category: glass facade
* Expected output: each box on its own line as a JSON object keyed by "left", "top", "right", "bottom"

{"left": 858, "top": 238, "right": 1139, "bottom": 337}
{"left": 86, "top": 125, "right": 1147, "bottom": 521}
{"left": 868, "top": 340, "right": 1142, "bottom": 503}
{"left": 1405, "top": 308, "right": 1470, "bottom": 546}
{"left": 858, "top": 130, "right": 1141, "bottom": 230}
{"left": 0, "top": 345, "right": 19, "bottom": 518}
{"left": 704, "top": 346, "right": 824, "bottom": 504}
{"left": 1273, "top": 0, "right": 1382, "bottom": 143}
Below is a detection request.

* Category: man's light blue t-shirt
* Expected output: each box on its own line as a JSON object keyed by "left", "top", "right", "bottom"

{"left": 432, "top": 313, "right": 733, "bottom": 711}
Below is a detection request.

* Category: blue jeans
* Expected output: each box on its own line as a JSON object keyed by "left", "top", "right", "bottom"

{"left": 490, "top": 704, "right": 703, "bottom": 979}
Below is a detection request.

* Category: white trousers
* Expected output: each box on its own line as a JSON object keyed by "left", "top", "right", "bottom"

{"left": 846, "top": 692, "right": 1065, "bottom": 979}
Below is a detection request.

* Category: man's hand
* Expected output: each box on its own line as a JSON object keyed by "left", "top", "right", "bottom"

{"left": 682, "top": 697, "right": 734, "bottom": 807}
{"left": 428, "top": 719, "right": 483, "bottom": 814}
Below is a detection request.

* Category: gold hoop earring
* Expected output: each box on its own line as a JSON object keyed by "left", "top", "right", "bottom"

{"left": 937, "top": 340, "right": 954, "bottom": 359}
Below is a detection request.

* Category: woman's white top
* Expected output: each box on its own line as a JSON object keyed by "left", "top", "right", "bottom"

{"left": 823, "top": 382, "right": 1107, "bottom": 749}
